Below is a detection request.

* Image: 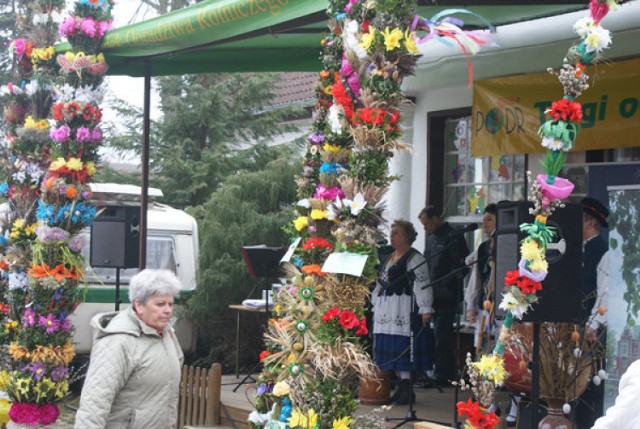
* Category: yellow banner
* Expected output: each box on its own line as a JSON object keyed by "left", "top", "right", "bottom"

{"left": 472, "top": 56, "right": 640, "bottom": 157}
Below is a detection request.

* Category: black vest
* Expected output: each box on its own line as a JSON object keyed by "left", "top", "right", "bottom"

{"left": 581, "top": 235, "right": 608, "bottom": 321}
{"left": 475, "top": 239, "right": 493, "bottom": 309}
{"left": 378, "top": 248, "right": 419, "bottom": 296}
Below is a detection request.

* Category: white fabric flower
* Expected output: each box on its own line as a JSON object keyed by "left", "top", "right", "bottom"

{"left": 328, "top": 104, "right": 344, "bottom": 135}
{"left": 8, "top": 272, "right": 29, "bottom": 291}
{"left": 56, "top": 83, "right": 77, "bottom": 102}
{"left": 540, "top": 136, "right": 565, "bottom": 151}
{"left": 296, "top": 199, "right": 310, "bottom": 209}
{"left": 584, "top": 25, "right": 611, "bottom": 53}
{"left": 498, "top": 292, "right": 530, "bottom": 319}
{"left": 573, "top": 17, "right": 595, "bottom": 38}
{"left": 24, "top": 81, "right": 41, "bottom": 96}
{"left": 344, "top": 19, "right": 368, "bottom": 61}
{"left": 347, "top": 192, "right": 367, "bottom": 215}
{"left": 75, "top": 85, "right": 96, "bottom": 104}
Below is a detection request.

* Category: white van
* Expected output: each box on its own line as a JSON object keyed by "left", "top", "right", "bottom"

{"left": 70, "top": 184, "right": 199, "bottom": 356}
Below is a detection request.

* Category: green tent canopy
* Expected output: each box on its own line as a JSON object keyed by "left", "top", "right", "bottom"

{"left": 56, "top": 0, "right": 588, "bottom": 76}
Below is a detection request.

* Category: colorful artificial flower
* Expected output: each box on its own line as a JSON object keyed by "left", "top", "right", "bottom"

{"left": 293, "top": 216, "right": 309, "bottom": 231}
{"left": 382, "top": 27, "right": 403, "bottom": 51}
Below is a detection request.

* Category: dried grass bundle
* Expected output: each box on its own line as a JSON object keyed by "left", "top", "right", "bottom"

{"left": 318, "top": 274, "right": 371, "bottom": 311}
{"left": 337, "top": 176, "right": 388, "bottom": 208}
{"left": 307, "top": 338, "right": 378, "bottom": 384}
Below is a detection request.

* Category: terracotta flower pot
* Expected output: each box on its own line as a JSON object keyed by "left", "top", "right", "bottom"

{"left": 358, "top": 368, "right": 390, "bottom": 405}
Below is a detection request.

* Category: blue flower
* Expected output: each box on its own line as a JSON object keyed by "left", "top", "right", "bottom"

{"left": 0, "top": 182, "right": 8, "bottom": 196}
{"left": 319, "top": 162, "right": 338, "bottom": 175}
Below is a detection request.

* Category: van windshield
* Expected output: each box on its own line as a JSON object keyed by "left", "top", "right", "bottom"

{"left": 81, "top": 234, "right": 177, "bottom": 284}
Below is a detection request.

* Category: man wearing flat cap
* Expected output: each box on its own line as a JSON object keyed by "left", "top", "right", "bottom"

{"left": 576, "top": 196, "right": 610, "bottom": 428}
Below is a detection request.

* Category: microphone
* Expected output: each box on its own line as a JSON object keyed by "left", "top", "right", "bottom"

{"left": 451, "top": 223, "right": 479, "bottom": 236}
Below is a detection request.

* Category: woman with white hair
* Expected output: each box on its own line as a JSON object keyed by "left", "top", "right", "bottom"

{"left": 75, "top": 269, "right": 184, "bottom": 429}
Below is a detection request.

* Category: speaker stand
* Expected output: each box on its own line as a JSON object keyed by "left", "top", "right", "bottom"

{"left": 115, "top": 267, "right": 122, "bottom": 311}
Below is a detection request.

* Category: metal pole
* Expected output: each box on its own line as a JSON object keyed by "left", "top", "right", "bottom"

{"left": 140, "top": 59, "right": 151, "bottom": 270}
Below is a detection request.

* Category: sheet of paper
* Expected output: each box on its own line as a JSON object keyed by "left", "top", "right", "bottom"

{"left": 281, "top": 237, "right": 301, "bottom": 263}
{"left": 321, "top": 252, "right": 368, "bottom": 277}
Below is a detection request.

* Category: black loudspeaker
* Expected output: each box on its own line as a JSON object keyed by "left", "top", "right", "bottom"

{"left": 90, "top": 205, "right": 141, "bottom": 269}
{"left": 495, "top": 202, "right": 582, "bottom": 323}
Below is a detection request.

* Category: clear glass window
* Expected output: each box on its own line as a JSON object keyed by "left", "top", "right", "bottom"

{"left": 443, "top": 116, "right": 526, "bottom": 218}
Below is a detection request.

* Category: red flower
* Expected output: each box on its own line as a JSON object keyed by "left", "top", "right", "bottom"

{"left": 82, "top": 104, "right": 95, "bottom": 121}
{"left": 322, "top": 307, "right": 341, "bottom": 322}
{"left": 362, "top": 20, "right": 370, "bottom": 33}
{"left": 302, "top": 238, "right": 333, "bottom": 251}
{"left": 355, "top": 317, "right": 368, "bottom": 336}
{"left": 504, "top": 270, "right": 520, "bottom": 286}
{"left": 517, "top": 277, "right": 542, "bottom": 295}
{"left": 259, "top": 350, "right": 271, "bottom": 362}
{"left": 331, "top": 74, "right": 354, "bottom": 119}
{"left": 52, "top": 103, "right": 65, "bottom": 121}
{"left": 339, "top": 310, "right": 360, "bottom": 330}
{"left": 457, "top": 398, "right": 499, "bottom": 429}
{"left": 547, "top": 98, "right": 583, "bottom": 123}
{"left": 65, "top": 101, "right": 80, "bottom": 116}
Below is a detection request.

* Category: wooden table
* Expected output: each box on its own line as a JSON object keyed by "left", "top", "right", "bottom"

{"left": 228, "top": 304, "right": 267, "bottom": 378}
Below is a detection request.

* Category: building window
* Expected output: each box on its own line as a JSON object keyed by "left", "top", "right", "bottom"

{"left": 442, "top": 116, "right": 526, "bottom": 219}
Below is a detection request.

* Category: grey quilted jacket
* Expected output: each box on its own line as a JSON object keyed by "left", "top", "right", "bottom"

{"left": 74, "top": 307, "right": 184, "bottom": 428}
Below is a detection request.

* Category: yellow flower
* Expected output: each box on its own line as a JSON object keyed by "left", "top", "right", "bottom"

{"left": 66, "top": 157, "right": 83, "bottom": 171}
{"left": 528, "top": 258, "right": 548, "bottom": 273}
{"left": 293, "top": 216, "right": 309, "bottom": 231}
{"left": 383, "top": 27, "right": 403, "bottom": 51}
{"left": 24, "top": 116, "right": 37, "bottom": 129}
{"left": 288, "top": 353, "right": 297, "bottom": 363}
{"left": 310, "top": 209, "right": 328, "bottom": 220}
{"left": 272, "top": 380, "right": 290, "bottom": 397}
{"left": 86, "top": 161, "right": 97, "bottom": 176}
{"left": 359, "top": 28, "right": 376, "bottom": 50}
{"left": 64, "top": 51, "right": 75, "bottom": 62}
{"left": 55, "top": 380, "right": 69, "bottom": 399}
{"left": 520, "top": 239, "right": 541, "bottom": 261}
{"left": 306, "top": 409, "right": 318, "bottom": 429}
{"left": 332, "top": 416, "right": 352, "bottom": 429}
{"left": 0, "top": 370, "right": 10, "bottom": 390}
{"left": 16, "top": 377, "right": 31, "bottom": 395}
{"left": 96, "top": 53, "right": 106, "bottom": 63}
{"left": 50, "top": 157, "right": 67, "bottom": 171}
{"left": 25, "top": 223, "right": 36, "bottom": 236}
{"left": 36, "top": 119, "right": 50, "bottom": 130}
{"left": 289, "top": 409, "right": 307, "bottom": 428}
{"left": 323, "top": 143, "right": 341, "bottom": 155}
{"left": 0, "top": 397, "right": 10, "bottom": 424}
{"left": 472, "top": 354, "right": 507, "bottom": 385}
{"left": 404, "top": 31, "right": 419, "bottom": 54}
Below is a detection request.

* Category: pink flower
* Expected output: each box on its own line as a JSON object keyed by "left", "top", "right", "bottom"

{"left": 59, "top": 16, "right": 77, "bottom": 37}
{"left": 97, "top": 20, "right": 114, "bottom": 38}
{"left": 38, "top": 313, "right": 61, "bottom": 334}
{"left": 91, "top": 126, "right": 103, "bottom": 142}
{"left": 12, "top": 38, "right": 26, "bottom": 57}
{"left": 536, "top": 174, "right": 574, "bottom": 208}
{"left": 9, "top": 402, "right": 59, "bottom": 425}
{"left": 590, "top": 0, "right": 609, "bottom": 23}
{"left": 22, "top": 308, "right": 36, "bottom": 327}
{"left": 341, "top": 54, "right": 354, "bottom": 76}
{"left": 347, "top": 73, "right": 361, "bottom": 96}
{"left": 50, "top": 124, "right": 71, "bottom": 143}
{"left": 79, "top": 17, "right": 97, "bottom": 38}
{"left": 76, "top": 126, "right": 91, "bottom": 142}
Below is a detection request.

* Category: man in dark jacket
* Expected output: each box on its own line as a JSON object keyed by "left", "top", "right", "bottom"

{"left": 419, "top": 206, "right": 469, "bottom": 385}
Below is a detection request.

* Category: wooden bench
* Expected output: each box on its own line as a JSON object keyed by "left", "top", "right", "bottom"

{"left": 178, "top": 363, "right": 222, "bottom": 428}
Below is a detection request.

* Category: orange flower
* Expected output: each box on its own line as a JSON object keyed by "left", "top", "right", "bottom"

{"left": 45, "top": 178, "right": 54, "bottom": 190}
{"left": 301, "top": 264, "right": 326, "bottom": 276}
{"left": 8, "top": 342, "right": 30, "bottom": 361}
{"left": 319, "top": 70, "right": 330, "bottom": 79}
{"left": 65, "top": 186, "right": 77, "bottom": 199}
{"left": 28, "top": 263, "right": 52, "bottom": 278}
{"left": 0, "top": 260, "right": 8, "bottom": 271}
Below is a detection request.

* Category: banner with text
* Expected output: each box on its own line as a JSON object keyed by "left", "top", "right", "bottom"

{"left": 472, "top": 56, "right": 640, "bottom": 157}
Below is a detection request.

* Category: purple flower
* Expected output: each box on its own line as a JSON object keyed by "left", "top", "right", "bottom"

{"left": 308, "top": 133, "right": 325, "bottom": 144}
{"left": 59, "top": 16, "right": 77, "bottom": 37}
{"left": 257, "top": 384, "right": 268, "bottom": 395}
{"left": 50, "top": 124, "right": 71, "bottom": 143}
{"left": 38, "top": 313, "right": 61, "bottom": 334}
{"left": 12, "top": 38, "right": 27, "bottom": 57}
{"left": 76, "top": 126, "right": 91, "bottom": 142}
{"left": 79, "top": 17, "right": 97, "bottom": 38}
{"left": 68, "top": 234, "right": 85, "bottom": 252}
{"left": 36, "top": 225, "right": 70, "bottom": 243}
{"left": 22, "top": 309, "right": 36, "bottom": 327}
{"left": 28, "top": 362, "right": 47, "bottom": 381}
{"left": 91, "top": 127, "right": 103, "bottom": 142}
{"left": 60, "top": 319, "right": 72, "bottom": 332}
{"left": 50, "top": 366, "right": 69, "bottom": 382}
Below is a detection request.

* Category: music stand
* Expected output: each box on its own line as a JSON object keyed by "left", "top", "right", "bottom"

{"left": 233, "top": 245, "right": 286, "bottom": 392}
